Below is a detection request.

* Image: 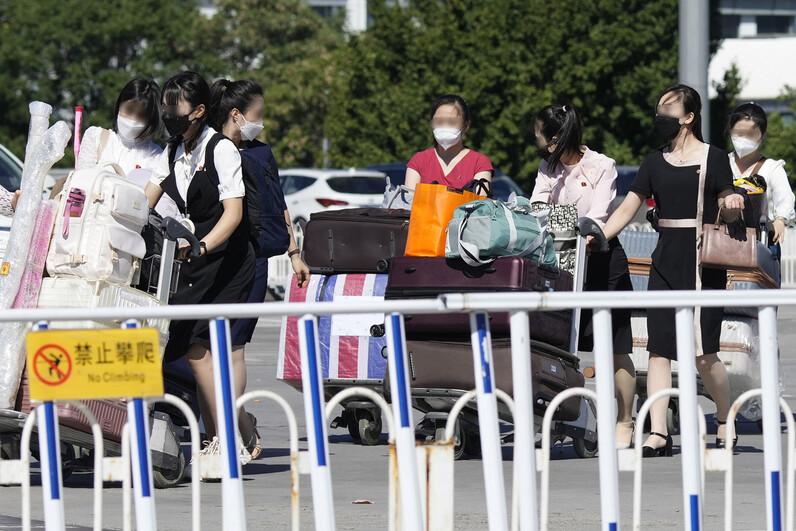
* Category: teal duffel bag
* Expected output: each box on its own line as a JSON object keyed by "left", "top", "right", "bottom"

{"left": 445, "top": 194, "right": 557, "bottom": 267}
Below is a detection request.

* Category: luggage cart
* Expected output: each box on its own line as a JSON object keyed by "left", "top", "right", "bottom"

{"left": 0, "top": 216, "right": 201, "bottom": 488}
{"left": 375, "top": 218, "right": 604, "bottom": 460}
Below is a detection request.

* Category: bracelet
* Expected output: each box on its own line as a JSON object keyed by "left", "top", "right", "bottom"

{"left": 288, "top": 249, "right": 301, "bottom": 258}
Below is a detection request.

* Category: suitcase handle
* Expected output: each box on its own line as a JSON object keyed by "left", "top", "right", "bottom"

{"left": 538, "top": 263, "right": 561, "bottom": 278}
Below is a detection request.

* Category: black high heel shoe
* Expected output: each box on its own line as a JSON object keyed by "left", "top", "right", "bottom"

{"left": 642, "top": 432, "right": 673, "bottom": 458}
{"left": 715, "top": 419, "right": 738, "bottom": 450}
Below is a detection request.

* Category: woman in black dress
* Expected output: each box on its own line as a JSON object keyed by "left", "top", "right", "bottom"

{"left": 600, "top": 85, "right": 745, "bottom": 455}
{"left": 145, "top": 71, "right": 255, "bottom": 462}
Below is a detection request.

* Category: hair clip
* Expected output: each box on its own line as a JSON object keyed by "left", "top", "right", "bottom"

{"left": 562, "top": 105, "right": 567, "bottom": 112}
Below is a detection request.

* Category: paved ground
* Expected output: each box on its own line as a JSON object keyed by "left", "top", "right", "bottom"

{"left": 1, "top": 307, "right": 796, "bottom": 530}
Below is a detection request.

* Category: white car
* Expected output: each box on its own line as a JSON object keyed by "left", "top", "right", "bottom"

{"left": 0, "top": 143, "right": 60, "bottom": 256}
{"left": 280, "top": 168, "right": 387, "bottom": 246}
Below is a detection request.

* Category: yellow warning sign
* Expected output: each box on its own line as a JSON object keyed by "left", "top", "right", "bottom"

{"left": 26, "top": 328, "right": 163, "bottom": 401}
{"left": 0, "top": 262, "right": 9, "bottom": 275}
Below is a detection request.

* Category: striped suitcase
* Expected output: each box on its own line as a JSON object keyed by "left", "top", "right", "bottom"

{"left": 277, "top": 273, "right": 389, "bottom": 390}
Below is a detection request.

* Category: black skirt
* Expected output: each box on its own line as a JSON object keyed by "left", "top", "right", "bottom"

{"left": 577, "top": 236, "right": 633, "bottom": 354}
{"left": 163, "top": 238, "right": 255, "bottom": 362}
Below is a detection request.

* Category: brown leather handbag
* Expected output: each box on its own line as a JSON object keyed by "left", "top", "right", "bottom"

{"left": 699, "top": 206, "right": 757, "bottom": 270}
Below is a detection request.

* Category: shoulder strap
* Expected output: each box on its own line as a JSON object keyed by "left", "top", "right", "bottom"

{"left": 202, "top": 133, "right": 226, "bottom": 186}
{"left": 161, "top": 141, "right": 186, "bottom": 213}
{"left": 751, "top": 156, "right": 767, "bottom": 176}
{"left": 97, "top": 128, "right": 111, "bottom": 159}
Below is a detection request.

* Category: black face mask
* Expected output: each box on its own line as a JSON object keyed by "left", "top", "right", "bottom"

{"left": 162, "top": 112, "right": 194, "bottom": 138}
{"left": 655, "top": 114, "right": 682, "bottom": 142}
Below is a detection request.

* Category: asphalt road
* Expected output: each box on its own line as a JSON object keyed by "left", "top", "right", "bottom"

{"left": 2, "top": 307, "right": 796, "bottom": 530}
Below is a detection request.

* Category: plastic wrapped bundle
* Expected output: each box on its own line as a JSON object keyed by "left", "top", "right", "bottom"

{"left": 13, "top": 200, "right": 57, "bottom": 308}
{"left": 0, "top": 119, "right": 70, "bottom": 309}
{"left": 0, "top": 108, "right": 70, "bottom": 408}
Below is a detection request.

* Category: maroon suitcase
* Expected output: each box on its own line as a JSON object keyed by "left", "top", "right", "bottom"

{"left": 16, "top": 368, "right": 128, "bottom": 443}
{"left": 384, "top": 256, "right": 573, "bottom": 348}
{"left": 386, "top": 338, "right": 583, "bottom": 421}
{"left": 302, "top": 207, "right": 410, "bottom": 273}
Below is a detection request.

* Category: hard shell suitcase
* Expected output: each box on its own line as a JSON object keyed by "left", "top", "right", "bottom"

{"left": 384, "top": 256, "right": 573, "bottom": 347}
{"left": 14, "top": 368, "right": 128, "bottom": 442}
{"left": 302, "top": 207, "right": 410, "bottom": 273}
{"left": 394, "top": 338, "right": 584, "bottom": 421}
{"left": 36, "top": 276, "right": 170, "bottom": 349}
{"left": 630, "top": 313, "right": 764, "bottom": 419}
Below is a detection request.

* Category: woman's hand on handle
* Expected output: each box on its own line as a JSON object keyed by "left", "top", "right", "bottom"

{"left": 600, "top": 191, "right": 645, "bottom": 242}
{"left": 718, "top": 191, "right": 744, "bottom": 222}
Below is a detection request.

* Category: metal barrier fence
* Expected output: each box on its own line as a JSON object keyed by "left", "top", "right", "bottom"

{"left": 0, "top": 288, "right": 793, "bottom": 530}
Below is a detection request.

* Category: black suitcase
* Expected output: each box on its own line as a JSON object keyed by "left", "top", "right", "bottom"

{"left": 387, "top": 338, "right": 584, "bottom": 421}
{"left": 383, "top": 256, "right": 573, "bottom": 348}
{"left": 302, "top": 207, "right": 410, "bottom": 273}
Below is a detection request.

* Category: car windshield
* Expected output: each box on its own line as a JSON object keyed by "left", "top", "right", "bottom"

{"left": 326, "top": 176, "right": 385, "bottom": 195}
{"left": 0, "top": 150, "right": 22, "bottom": 192}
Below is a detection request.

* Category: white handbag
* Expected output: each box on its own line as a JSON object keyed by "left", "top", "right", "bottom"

{"left": 46, "top": 163, "right": 149, "bottom": 285}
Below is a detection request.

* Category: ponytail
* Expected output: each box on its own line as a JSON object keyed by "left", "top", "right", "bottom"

{"left": 208, "top": 78, "right": 264, "bottom": 132}
{"left": 534, "top": 103, "right": 583, "bottom": 171}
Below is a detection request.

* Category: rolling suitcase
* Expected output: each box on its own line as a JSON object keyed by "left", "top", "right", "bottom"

{"left": 383, "top": 255, "right": 573, "bottom": 348}
{"left": 302, "top": 207, "right": 410, "bottom": 273}
{"left": 387, "top": 338, "right": 584, "bottom": 421}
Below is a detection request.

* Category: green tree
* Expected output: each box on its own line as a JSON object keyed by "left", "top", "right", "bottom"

{"left": 326, "top": 0, "right": 732, "bottom": 192}
{"left": 0, "top": 0, "right": 214, "bottom": 167}
{"left": 710, "top": 64, "right": 743, "bottom": 151}
{"left": 202, "top": 0, "right": 343, "bottom": 167}
{"left": 763, "top": 87, "right": 796, "bottom": 188}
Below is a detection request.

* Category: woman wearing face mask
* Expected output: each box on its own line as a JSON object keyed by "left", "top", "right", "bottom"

{"left": 727, "top": 102, "right": 795, "bottom": 262}
{"left": 530, "top": 103, "right": 636, "bottom": 449}
{"left": 74, "top": 78, "right": 179, "bottom": 218}
{"left": 404, "top": 94, "right": 493, "bottom": 195}
{"left": 599, "top": 84, "right": 745, "bottom": 455}
{"left": 144, "top": 71, "right": 256, "bottom": 464}
{"left": 206, "top": 78, "right": 310, "bottom": 459}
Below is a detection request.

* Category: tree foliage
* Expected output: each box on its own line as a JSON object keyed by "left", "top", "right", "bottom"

{"left": 327, "top": 0, "right": 691, "bottom": 192}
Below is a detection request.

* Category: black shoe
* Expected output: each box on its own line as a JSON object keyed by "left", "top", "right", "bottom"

{"left": 715, "top": 419, "right": 738, "bottom": 450}
{"left": 641, "top": 432, "right": 673, "bottom": 458}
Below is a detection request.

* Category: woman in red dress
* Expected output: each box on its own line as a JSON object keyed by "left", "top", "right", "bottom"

{"left": 404, "top": 94, "right": 493, "bottom": 195}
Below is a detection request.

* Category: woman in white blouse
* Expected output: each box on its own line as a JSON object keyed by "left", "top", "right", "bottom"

{"left": 727, "top": 102, "right": 796, "bottom": 262}
{"left": 75, "top": 78, "right": 178, "bottom": 219}
{"left": 144, "top": 71, "right": 255, "bottom": 464}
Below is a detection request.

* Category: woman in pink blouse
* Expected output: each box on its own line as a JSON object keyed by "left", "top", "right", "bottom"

{"left": 531, "top": 103, "right": 636, "bottom": 449}
{"left": 404, "top": 94, "right": 493, "bottom": 195}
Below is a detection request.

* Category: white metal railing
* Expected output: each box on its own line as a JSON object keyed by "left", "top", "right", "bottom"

{"left": 0, "top": 288, "right": 793, "bottom": 530}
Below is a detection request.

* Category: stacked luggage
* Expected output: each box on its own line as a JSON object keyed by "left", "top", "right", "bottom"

{"left": 1, "top": 163, "right": 189, "bottom": 487}
{"left": 277, "top": 207, "right": 411, "bottom": 445}
{"left": 277, "top": 184, "right": 593, "bottom": 455}
{"left": 618, "top": 228, "right": 777, "bottom": 425}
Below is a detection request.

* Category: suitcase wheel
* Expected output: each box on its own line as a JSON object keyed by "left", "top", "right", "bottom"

{"left": 376, "top": 259, "right": 390, "bottom": 273}
{"left": 153, "top": 451, "right": 187, "bottom": 489}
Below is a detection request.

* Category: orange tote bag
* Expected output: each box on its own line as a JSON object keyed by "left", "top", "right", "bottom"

{"left": 404, "top": 182, "right": 482, "bottom": 257}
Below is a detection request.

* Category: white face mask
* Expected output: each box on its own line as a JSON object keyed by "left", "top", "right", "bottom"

{"left": 731, "top": 136, "right": 760, "bottom": 159}
{"left": 116, "top": 114, "right": 147, "bottom": 142}
{"left": 433, "top": 127, "right": 462, "bottom": 150}
{"left": 237, "top": 114, "right": 264, "bottom": 142}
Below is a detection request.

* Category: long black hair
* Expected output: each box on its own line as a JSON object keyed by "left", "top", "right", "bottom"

{"left": 534, "top": 103, "right": 583, "bottom": 171}
{"left": 208, "top": 79, "right": 264, "bottom": 132}
{"left": 726, "top": 102, "right": 768, "bottom": 137}
{"left": 162, "top": 71, "right": 210, "bottom": 152}
{"left": 112, "top": 78, "right": 161, "bottom": 142}
{"left": 656, "top": 84, "right": 704, "bottom": 142}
